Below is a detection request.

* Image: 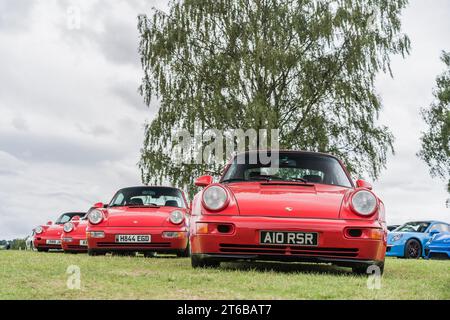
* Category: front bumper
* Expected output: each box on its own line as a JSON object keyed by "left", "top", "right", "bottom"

{"left": 385, "top": 243, "right": 405, "bottom": 257}
{"left": 61, "top": 236, "right": 88, "bottom": 252}
{"left": 33, "top": 236, "right": 62, "bottom": 250}
{"left": 87, "top": 226, "right": 188, "bottom": 253}
{"left": 191, "top": 216, "right": 386, "bottom": 264}
{"left": 425, "top": 245, "right": 450, "bottom": 259}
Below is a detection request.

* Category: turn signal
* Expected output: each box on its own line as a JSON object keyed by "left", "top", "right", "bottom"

{"left": 196, "top": 223, "right": 209, "bottom": 234}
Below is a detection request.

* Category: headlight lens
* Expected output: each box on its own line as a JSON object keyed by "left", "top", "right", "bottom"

{"left": 392, "top": 234, "right": 403, "bottom": 242}
{"left": 351, "top": 190, "right": 377, "bottom": 215}
{"left": 63, "top": 222, "right": 74, "bottom": 233}
{"left": 202, "top": 185, "right": 228, "bottom": 211}
{"left": 88, "top": 209, "right": 103, "bottom": 224}
{"left": 35, "top": 226, "right": 43, "bottom": 234}
{"left": 169, "top": 210, "right": 184, "bottom": 224}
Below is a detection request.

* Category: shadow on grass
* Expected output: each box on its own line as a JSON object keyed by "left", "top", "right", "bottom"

{"left": 221, "top": 261, "right": 353, "bottom": 276}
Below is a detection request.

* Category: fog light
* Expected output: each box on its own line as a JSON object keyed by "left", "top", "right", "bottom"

{"left": 88, "top": 231, "right": 105, "bottom": 238}
{"left": 162, "top": 231, "right": 184, "bottom": 238}
{"left": 196, "top": 223, "right": 209, "bottom": 234}
{"left": 62, "top": 237, "right": 73, "bottom": 243}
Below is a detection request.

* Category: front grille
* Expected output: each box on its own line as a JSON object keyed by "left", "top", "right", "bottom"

{"left": 67, "top": 245, "right": 85, "bottom": 249}
{"left": 96, "top": 242, "right": 171, "bottom": 248}
{"left": 219, "top": 243, "right": 359, "bottom": 258}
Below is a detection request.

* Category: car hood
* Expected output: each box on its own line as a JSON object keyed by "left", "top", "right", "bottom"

{"left": 42, "top": 224, "right": 63, "bottom": 237}
{"left": 104, "top": 206, "right": 181, "bottom": 227}
{"left": 387, "top": 231, "right": 428, "bottom": 243}
{"left": 226, "top": 182, "right": 349, "bottom": 219}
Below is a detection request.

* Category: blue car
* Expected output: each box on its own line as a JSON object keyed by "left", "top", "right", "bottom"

{"left": 386, "top": 221, "right": 450, "bottom": 258}
{"left": 425, "top": 232, "right": 450, "bottom": 259}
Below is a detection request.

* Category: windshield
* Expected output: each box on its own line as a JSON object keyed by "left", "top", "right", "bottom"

{"left": 221, "top": 152, "right": 352, "bottom": 188}
{"left": 55, "top": 212, "right": 85, "bottom": 224}
{"left": 109, "top": 187, "right": 186, "bottom": 208}
{"left": 395, "top": 222, "right": 430, "bottom": 233}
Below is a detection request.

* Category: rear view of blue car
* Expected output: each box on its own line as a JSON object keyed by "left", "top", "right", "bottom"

{"left": 386, "top": 221, "right": 450, "bottom": 258}
{"left": 425, "top": 232, "right": 450, "bottom": 259}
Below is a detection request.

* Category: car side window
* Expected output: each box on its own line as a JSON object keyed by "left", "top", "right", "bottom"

{"left": 112, "top": 193, "right": 125, "bottom": 206}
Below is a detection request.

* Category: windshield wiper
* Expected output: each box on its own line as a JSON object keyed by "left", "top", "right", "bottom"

{"left": 127, "top": 203, "right": 160, "bottom": 208}
{"left": 285, "top": 177, "right": 309, "bottom": 183}
{"left": 221, "top": 178, "right": 246, "bottom": 183}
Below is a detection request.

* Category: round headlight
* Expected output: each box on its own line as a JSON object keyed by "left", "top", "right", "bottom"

{"left": 202, "top": 185, "right": 228, "bottom": 211}
{"left": 35, "top": 226, "right": 43, "bottom": 234}
{"left": 351, "top": 190, "right": 377, "bottom": 216}
{"left": 63, "top": 222, "right": 74, "bottom": 233}
{"left": 88, "top": 209, "right": 103, "bottom": 224}
{"left": 169, "top": 210, "right": 184, "bottom": 224}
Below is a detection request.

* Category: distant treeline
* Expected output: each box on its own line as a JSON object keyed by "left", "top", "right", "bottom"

{"left": 0, "top": 239, "right": 27, "bottom": 250}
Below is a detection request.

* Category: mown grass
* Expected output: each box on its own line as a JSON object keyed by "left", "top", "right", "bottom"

{"left": 0, "top": 251, "right": 448, "bottom": 299}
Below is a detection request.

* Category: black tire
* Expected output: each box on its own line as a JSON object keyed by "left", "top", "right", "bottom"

{"left": 352, "top": 262, "right": 384, "bottom": 275}
{"left": 144, "top": 251, "right": 157, "bottom": 258}
{"left": 88, "top": 249, "right": 100, "bottom": 256}
{"left": 404, "top": 239, "right": 422, "bottom": 259}
{"left": 37, "top": 248, "right": 48, "bottom": 252}
{"left": 191, "top": 255, "right": 220, "bottom": 268}
{"left": 177, "top": 242, "right": 191, "bottom": 258}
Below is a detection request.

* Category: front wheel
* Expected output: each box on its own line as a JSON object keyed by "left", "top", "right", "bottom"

{"left": 177, "top": 242, "right": 191, "bottom": 258}
{"left": 352, "top": 262, "right": 384, "bottom": 275}
{"left": 191, "top": 255, "right": 220, "bottom": 268}
{"left": 404, "top": 239, "right": 422, "bottom": 259}
{"left": 88, "top": 249, "right": 104, "bottom": 256}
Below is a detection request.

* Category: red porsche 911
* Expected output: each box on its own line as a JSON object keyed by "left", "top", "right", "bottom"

{"left": 61, "top": 215, "right": 88, "bottom": 253}
{"left": 86, "top": 186, "right": 190, "bottom": 257}
{"left": 190, "top": 150, "right": 387, "bottom": 274}
{"left": 33, "top": 212, "right": 86, "bottom": 252}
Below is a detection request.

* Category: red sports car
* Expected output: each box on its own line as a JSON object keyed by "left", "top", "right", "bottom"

{"left": 86, "top": 186, "right": 190, "bottom": 257}
{"left": 190, "top": 150, "right": 387, "bottom": 274}
{"left": 61, "top": 215, "right": 88, "bottom": 253}
{"left": 33, "top": 212, "right": 86, "bottom": 252}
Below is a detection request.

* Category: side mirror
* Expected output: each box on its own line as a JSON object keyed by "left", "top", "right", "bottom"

{"left": 356, "top": 179, "right": 372, "bottom": 190}
{"left": 46, "top": 221, "right": 53, "bottom": 225}
{"left": 93, "top": 202, "right": 105, "bottom": 208}
{"left": 195, "top": 175, "right": 213, "bottom": 187}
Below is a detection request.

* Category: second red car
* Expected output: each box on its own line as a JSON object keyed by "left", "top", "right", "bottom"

{"left": 86, "top": 186, "right": 190, "bottom": 257}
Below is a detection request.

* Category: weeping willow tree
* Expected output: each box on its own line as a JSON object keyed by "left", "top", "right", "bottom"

{"left": 137, "top": 0, "right": 410, "bottom": 195}
{"left": 418, "top": 51, "right": 450, "bottom": 194}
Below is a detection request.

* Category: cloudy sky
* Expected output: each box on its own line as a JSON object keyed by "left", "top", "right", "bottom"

{"left": 0, "top": 0, "right": 449, "bottom": 239}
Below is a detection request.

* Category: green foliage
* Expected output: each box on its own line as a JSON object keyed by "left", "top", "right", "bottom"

{"left": 138, "top": 0, "right": 410, "bottom": 195}
{"left": 419, "top": 51, "right": 450, "bottom": 191}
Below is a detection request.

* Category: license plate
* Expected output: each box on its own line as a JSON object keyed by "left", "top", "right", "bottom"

{"left": 79, "top": 240, "right": 87, "bottom": 246}
{"left": 260, "top": 231, "right": 318, "bottom": 246}
{"left": 46, "top": 239, "right": 61, "bottom": 245}
{"left": 115, "top": 235, "right": 151, "bottom": 243}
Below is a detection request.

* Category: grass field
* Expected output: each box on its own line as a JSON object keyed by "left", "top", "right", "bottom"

{"left": 0, "top": 251, "right": 448, "bottom": 299}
